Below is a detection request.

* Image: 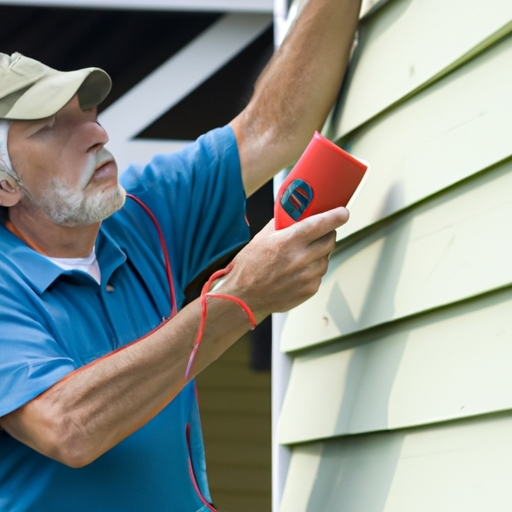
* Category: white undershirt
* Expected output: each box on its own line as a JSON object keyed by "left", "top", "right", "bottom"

{"left": 46, "top": 248, "right": 101, "bottom": 284}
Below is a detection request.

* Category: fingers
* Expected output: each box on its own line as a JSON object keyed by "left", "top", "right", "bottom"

{"left": 256, "top": 207, "right": 346, "bottom": 267}
{"left": 288, "top": 206, "right": 349, "bottom": 243}
{"left": 306, "top": 229, "right": 337, "bottom": 261}
{"left": 286, "top": 255, "right": 330, "bottom": 305}
{"left": 262, "top": 206, "right": 349, "bottom": 242}
{"left": 224, "top": 207, "right": 347, "bottom": 317}
{"left": 305, "top": 253, "right": 330, "bottom": 280}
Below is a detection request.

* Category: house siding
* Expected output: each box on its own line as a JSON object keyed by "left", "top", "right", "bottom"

{"left": 275, "top": 0, "right": 512, "bottom": 509}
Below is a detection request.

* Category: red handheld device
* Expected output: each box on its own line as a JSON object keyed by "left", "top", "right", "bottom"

{"left": 274, "top": 131, "right": 368, "bottom": 230}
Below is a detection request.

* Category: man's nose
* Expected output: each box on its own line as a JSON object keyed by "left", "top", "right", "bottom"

{"left": 87, "top": 121, "right": 109, "bottom": 153}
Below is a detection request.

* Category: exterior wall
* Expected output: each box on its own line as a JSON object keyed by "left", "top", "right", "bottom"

{"left": 196, "top": 335, "right": 272, "bottom": 512}
{"left": 275, "top": 0, "right": 512, "bottom": 510}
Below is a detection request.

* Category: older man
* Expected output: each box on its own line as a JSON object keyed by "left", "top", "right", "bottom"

{"left": 0, "top": 0, "right": 361, "bottom": 510}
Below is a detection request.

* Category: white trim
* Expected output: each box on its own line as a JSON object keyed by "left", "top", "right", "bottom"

{"left": 272, "top": 312, "right": 292, "bottom": 512}
{"left": 273, "top": 0, "right": 290, "bottom": 46}
{"left": 105, "top": 139, "right": 191, "bottom": 172}
{"left": 98, "top": 12, "right": 272, "bottom": 172}
{"left": 271, "top": 6, "right": 292, "bottom": 510}
{"left": 0, "top": 0, "right": 273, "bottom": 13}
{"left": 272, "top": 164, "right": 293, "bottom": 511}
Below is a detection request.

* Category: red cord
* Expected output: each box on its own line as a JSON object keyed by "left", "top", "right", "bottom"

{"left": 127, "top": 194, "right": 177, "bottom": 318}
{"left": 185, "top": 265, "right": 257, "bottom": 380}
{"left": 126, "top": 194, "right": 255, "bottom": 381}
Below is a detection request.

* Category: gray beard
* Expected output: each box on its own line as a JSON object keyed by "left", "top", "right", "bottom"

{"left": 24, "top": 177, "right": 126, "bottom": 227}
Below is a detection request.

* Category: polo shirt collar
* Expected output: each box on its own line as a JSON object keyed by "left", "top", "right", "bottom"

{"left": 2, "top": 224, "right": 127, "bottom": 294}
{"left": 95, "top": 228, "right": 128, "bottom": 286}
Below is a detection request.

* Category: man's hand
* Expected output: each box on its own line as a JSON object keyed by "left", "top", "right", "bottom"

{"left": 219, "top": 206, "right": 349, "bottom": 320}
{"left": 0, "top": 206, "right": 348, "bottom": 467}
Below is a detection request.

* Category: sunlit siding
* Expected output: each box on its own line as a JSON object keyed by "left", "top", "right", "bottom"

{"left": 276, "top": 0, "right": 512, "bottom": 510}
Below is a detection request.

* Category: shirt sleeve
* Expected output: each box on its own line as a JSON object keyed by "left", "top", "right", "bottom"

{"left": 0, "top": 274, "right": 76, "bottom": 417}
{"left": 120, "top": 125, "right": 251, "bottom": 292}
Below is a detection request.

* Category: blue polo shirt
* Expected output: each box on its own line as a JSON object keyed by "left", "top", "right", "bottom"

{"left": 0, "top": 126, "right": 250, "bottom": 512}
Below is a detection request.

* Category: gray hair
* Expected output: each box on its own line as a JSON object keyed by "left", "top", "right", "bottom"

{"left": 0, "top": 120, "right": 13, "bottom": 172}
{"left": 0, "top": 120, "right": 22, "bottom": 185}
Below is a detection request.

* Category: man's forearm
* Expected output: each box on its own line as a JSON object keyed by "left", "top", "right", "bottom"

{"left": 234, "top": 0, "right": 362, "bottom": 196}
{"left": 0, "top": 296, "right": 253, "bottom": 468}
{"left": 0, "top": 206, "right": 348, "bottom": 468}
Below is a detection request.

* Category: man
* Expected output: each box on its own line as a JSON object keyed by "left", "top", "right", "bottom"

{"left": 0, "top": 0, "right": 361, "bottom": 510}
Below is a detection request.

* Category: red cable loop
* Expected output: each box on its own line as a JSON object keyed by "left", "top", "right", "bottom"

{"left": 126, "top": 194, "right": 256, "bottom": 381}
{"left": 185, "top": 266, "right": 257, "bottom": 380}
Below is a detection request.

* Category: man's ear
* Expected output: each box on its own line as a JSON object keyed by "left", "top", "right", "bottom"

{"left": 0, "top": 171, "right": 22, "bottom": 207}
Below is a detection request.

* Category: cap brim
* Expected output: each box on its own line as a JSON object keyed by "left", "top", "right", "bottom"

{"left": 3, "top": 67, "right": 111, "bottom": 120}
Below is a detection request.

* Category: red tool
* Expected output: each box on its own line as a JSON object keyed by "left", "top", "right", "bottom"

{"left": 275, "top": 131, "right": 368, "bottom": 229}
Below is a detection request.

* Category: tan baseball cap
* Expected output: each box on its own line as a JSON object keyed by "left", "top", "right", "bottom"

{"left": 0, "top": 52, "right": 111, "bottom": 120}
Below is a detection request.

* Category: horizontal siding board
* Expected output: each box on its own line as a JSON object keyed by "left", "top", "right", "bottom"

{"left": 202, "top": 414, "right": 270, "bottom": 442}
{"left": 205, "top": 439, "right": 271, "bottom": 466}
{"left": 338, "top": 0, "right": 512, "bottom": 136}
{"left": 207, "top": 465, "right": 271, "bottom": 493}
{"left": 195, "top": 334, "right": 271, "bottom": 511}
{"left": 333, "top": 34, "right": 512, "bottom": 241}
{"left": 212, "top": 492, "right": 270, "bottom": 511}
{"left": 196, "top": 366, "right": 270, "bottom": 389}
{"left": 281, "top": 157, "right": 512, "bottom": 352}
{"left": 205, "top": 334, "right": 252, "bottom": 364}
{"left": 280, "top": 286, "right": 512, "bottom": 444}
{"left": 199, "top": 388, "right": 271, "bottom": 414}
{"left": 280, "top": 413, "right": 512, "bottom": 512}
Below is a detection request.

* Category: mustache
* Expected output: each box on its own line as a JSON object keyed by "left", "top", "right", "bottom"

{"left": 81, "top": 148, "right": 116, "bottom": 187}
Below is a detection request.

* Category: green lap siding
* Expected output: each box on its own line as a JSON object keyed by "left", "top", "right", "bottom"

{"left": 276, "top": 0, "right": 512, "bottom": 509}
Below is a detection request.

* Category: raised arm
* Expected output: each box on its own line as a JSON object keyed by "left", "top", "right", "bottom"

{"left": 231, "top": 0, "right": 362, "bottom": 196}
